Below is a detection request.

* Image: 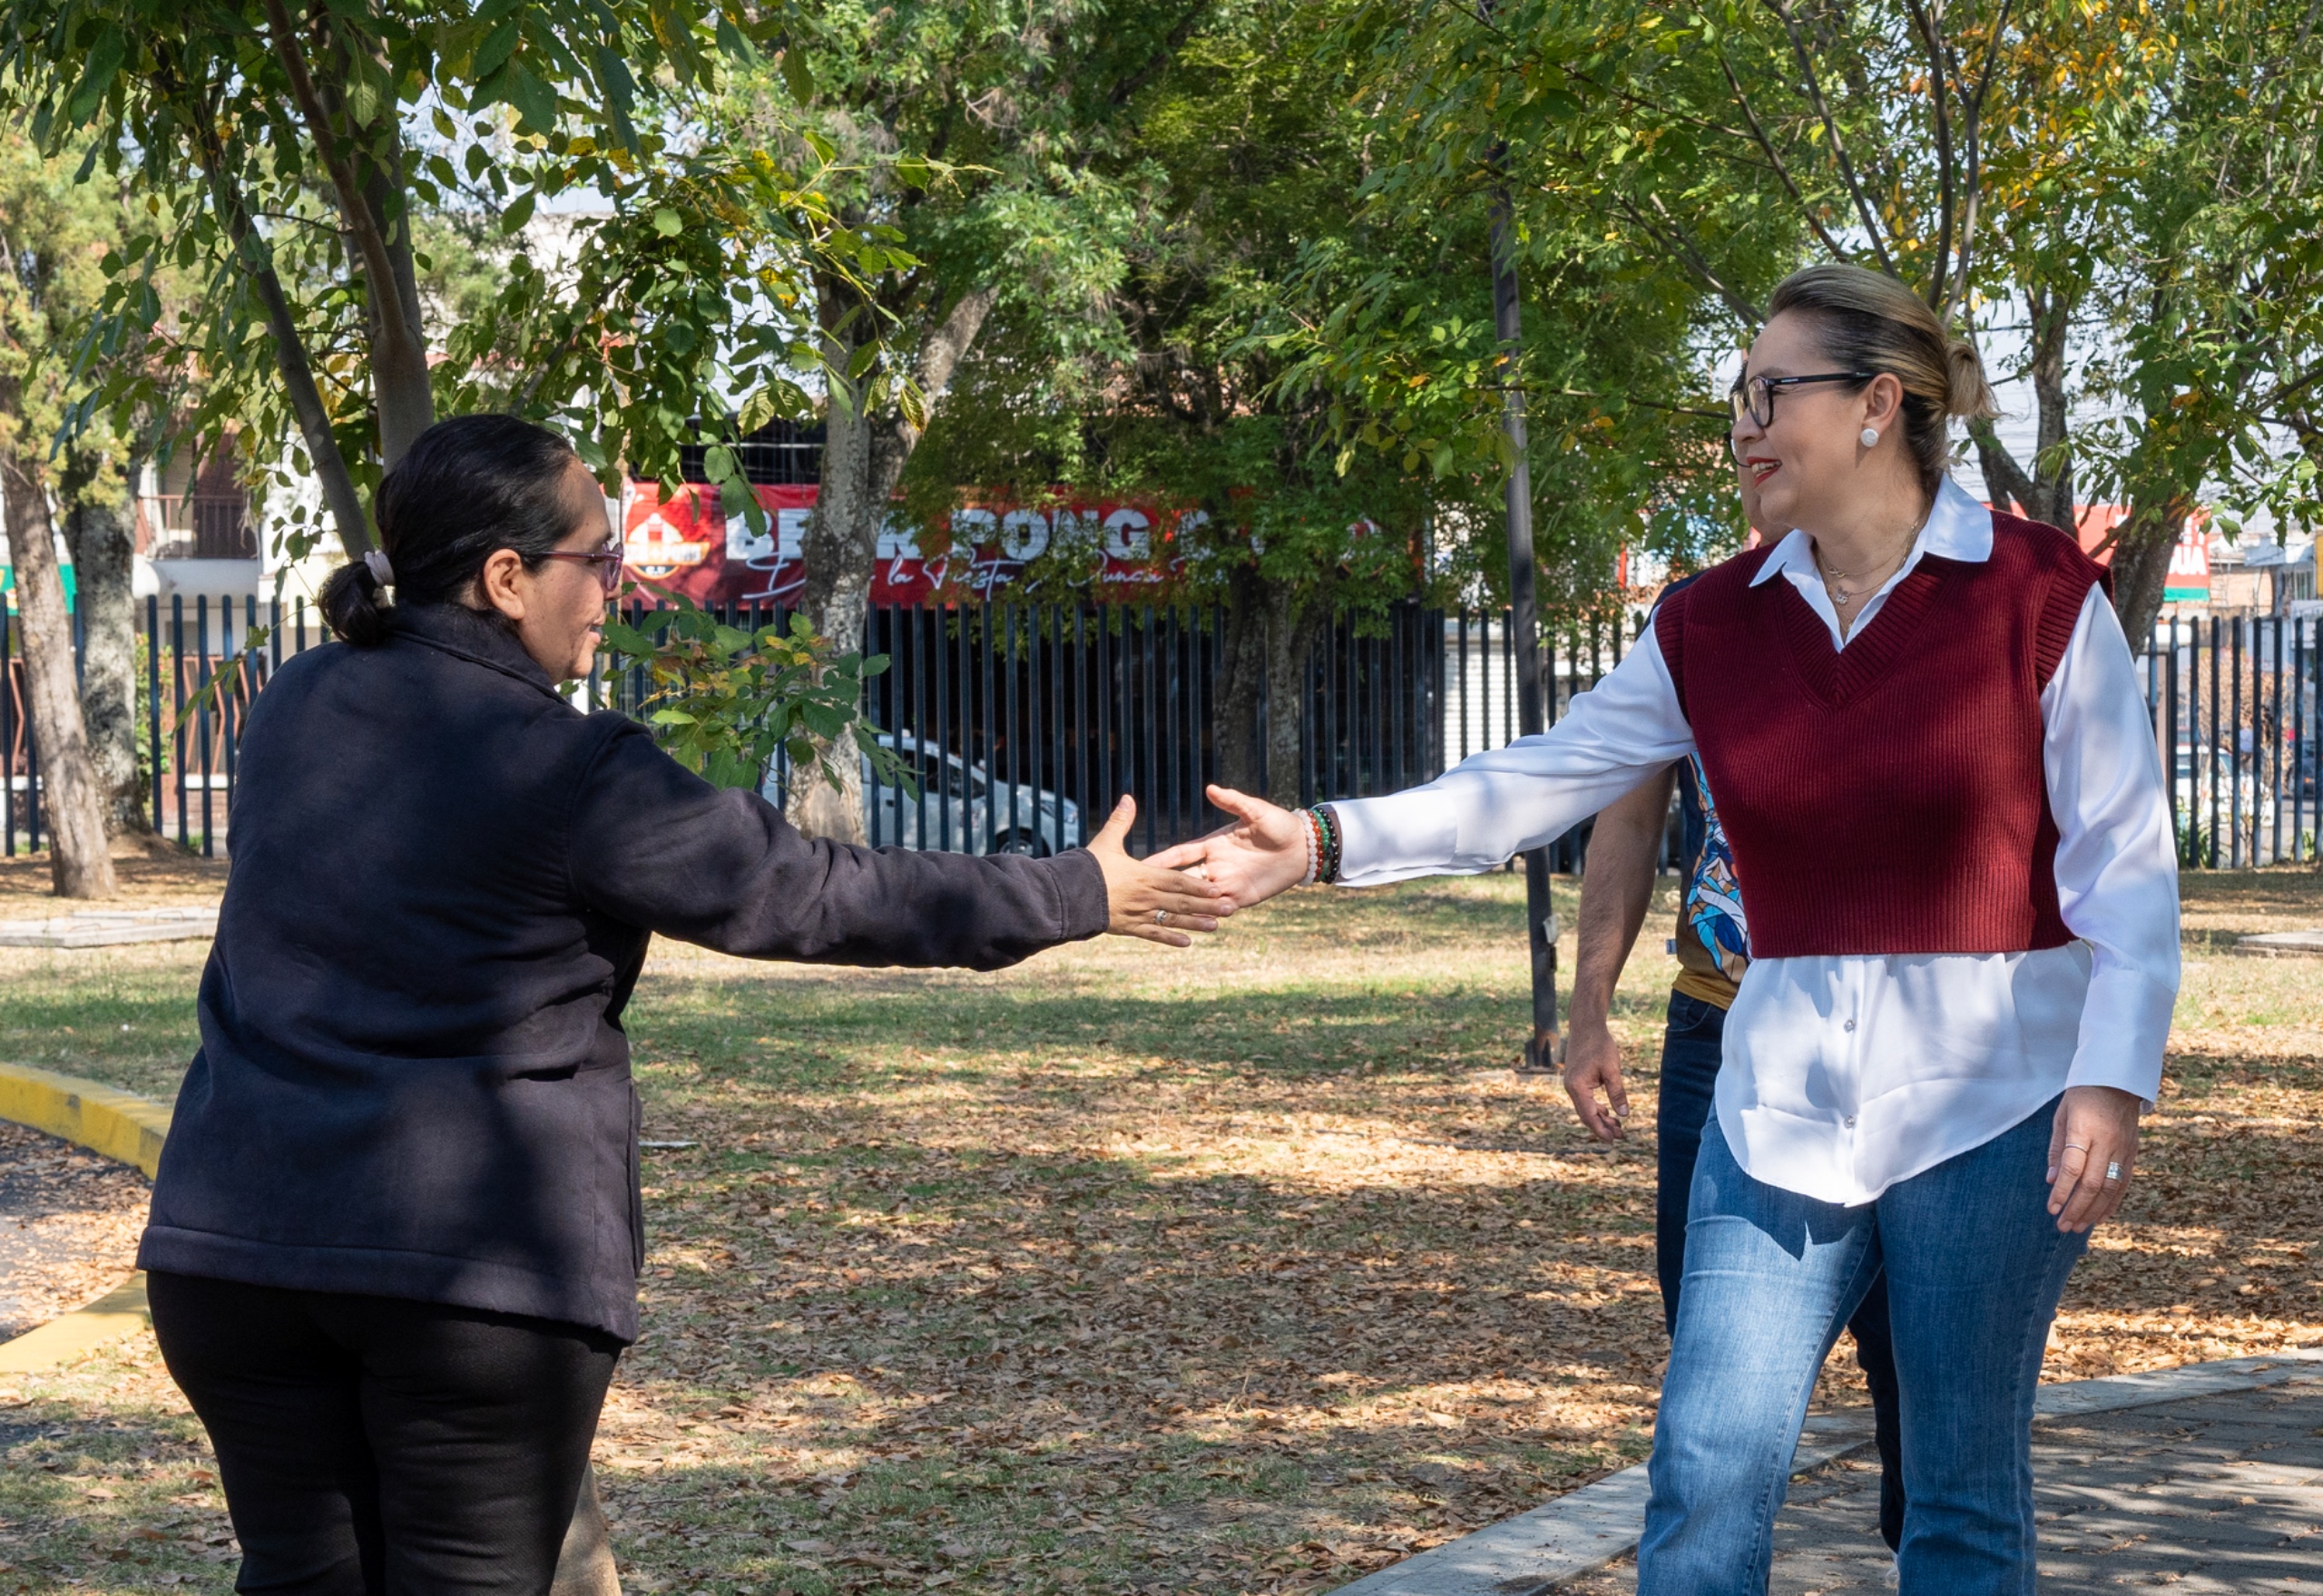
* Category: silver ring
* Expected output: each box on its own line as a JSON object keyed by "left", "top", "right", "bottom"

{"left": 1153, "top": 909, "right": 1168, "bottom": 925}
{"left": 2104, "top": 1161, "right": 2123, "bottom": 1182}
{"left": 2063, "top": 1142, "right": 2090, "bottom": 1152}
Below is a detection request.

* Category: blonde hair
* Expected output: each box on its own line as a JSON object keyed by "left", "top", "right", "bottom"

{"left": 1764, "top": 264, "right": 1996, "bottom": 495}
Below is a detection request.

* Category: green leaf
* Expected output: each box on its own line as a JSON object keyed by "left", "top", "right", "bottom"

{"left": 474, "top": 17, "right": 522, "bottom": 81}
{"left": 504, "top": 61, "right": 558, "bottom": 134}
{"left": 652, "top": 207, "right": 683, "bottom": 237}
{"left": 781, "top": 47, "right": 815, "bottom": 105}
{"left": 64, "top": 26, "right": 124, "bottom": 124}
{"left": 500, "top": 190, "right": 538, "bottom": 235}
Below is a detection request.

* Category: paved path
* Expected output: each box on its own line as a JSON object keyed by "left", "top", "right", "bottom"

{"left": 1556, "top": 1369, "right": 2323, "bottom": 1592}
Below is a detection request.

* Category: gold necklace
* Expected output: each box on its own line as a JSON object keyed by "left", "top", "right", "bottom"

{"left": 1817, "top": 514, "right": 1926, "bottom": 607}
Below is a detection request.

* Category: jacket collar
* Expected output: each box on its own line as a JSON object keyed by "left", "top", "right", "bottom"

{"left": 389, "top": 603, "right": 565, "bottom": 704}
{"left": 1749, "top": 475, "right": 1995, "bottom": 588}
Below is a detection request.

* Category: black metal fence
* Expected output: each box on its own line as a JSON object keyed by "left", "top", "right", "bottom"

{"left": 1, "top": 597, "right": 2312, "bottom": 872}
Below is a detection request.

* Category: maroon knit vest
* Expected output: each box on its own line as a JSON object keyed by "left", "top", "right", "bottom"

{"left": 1653, "top": 513, "right": 2108, "bottom": 958}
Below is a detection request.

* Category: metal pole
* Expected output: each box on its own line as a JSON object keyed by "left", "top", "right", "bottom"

{"left": 1492, "top": 183, "right": 1558, "bottom": 1074}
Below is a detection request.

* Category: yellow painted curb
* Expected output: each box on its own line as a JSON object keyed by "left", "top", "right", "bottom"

{"left": 0, "top": 1273, "right": 150, "bottom": 1376}
{"left": 0, "top": 1061, "right": 172, "bottom": 1178}
{"left": 0, "top": 1065, "right": 171, "bottom": 1376}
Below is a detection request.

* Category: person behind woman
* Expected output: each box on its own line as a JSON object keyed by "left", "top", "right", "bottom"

{"left": 139, "top": 414, "right": 1230, "bottom": 1596}
{"left": 1165, "top": 264, "right": 2178, "bottom": 1593}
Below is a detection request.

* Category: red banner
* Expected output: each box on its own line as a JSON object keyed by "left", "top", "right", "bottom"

{"left": 620, "top": 483, "right": 1209, "bottom": 607}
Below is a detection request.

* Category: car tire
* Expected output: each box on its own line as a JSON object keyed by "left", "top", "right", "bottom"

{"left": 995, "top": 830, "right": 1049, "bottom": 857}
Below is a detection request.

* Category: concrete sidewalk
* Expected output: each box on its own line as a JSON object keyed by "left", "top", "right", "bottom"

{"left": 1558, "top": 1366, "right": 2323, "bottom": 1592}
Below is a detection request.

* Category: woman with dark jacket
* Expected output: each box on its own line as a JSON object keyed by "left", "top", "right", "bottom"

{"left": 139, "top": 416, "right": 1227, "bottom": 1596}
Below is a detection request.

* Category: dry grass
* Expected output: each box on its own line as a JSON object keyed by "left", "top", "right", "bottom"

{"left": 0, "top": 868, "right": 2318, "bottom": 1596}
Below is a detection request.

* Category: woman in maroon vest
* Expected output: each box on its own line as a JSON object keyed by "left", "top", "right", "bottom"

{"left": 1162, "top": 263, "right": 2178, "bottom": 1594}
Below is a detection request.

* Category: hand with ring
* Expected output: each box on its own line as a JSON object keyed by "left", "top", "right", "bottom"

{"left": 1087, "top": 796, "right": 1232, "bottom": 947}
{"left": 2045, "top": 1084, "right": 2143, "bottom": 1234}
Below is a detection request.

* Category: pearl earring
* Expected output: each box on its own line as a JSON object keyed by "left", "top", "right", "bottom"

{"left": 1860, "top": 426, "right": 1880, "bottom": 447}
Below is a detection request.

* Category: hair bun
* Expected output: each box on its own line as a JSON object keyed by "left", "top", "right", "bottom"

{"left": 1944, "top": 336, "right": 1999, "bottom": 421}
{"left": 319, "top": 557, "right": 392, "bottom": 646}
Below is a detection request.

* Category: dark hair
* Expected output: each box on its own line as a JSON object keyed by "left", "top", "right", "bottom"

{"left": 319, "top": 415, "right": 588, "bottom": 646}
{"left": 1764, "top": 263, "right": 1998, "bottom": 497}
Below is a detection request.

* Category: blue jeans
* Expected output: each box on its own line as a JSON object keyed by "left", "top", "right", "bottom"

{"left": 1654, "top": 994, "right": 1905, "bottom": 1550}
{"left": 1638, "top": 1100, "right": 2087, "bottom": 1595}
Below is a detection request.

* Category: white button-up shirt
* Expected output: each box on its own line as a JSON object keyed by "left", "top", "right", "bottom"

{"left": 1330, "top": 479, "right": 2180, "bottom": 1205}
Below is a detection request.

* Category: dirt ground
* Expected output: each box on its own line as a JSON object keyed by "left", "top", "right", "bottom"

{"left": 0, "top": 867, "right": 2318, "bottom": 1596}
{"left": 0, "top": 850, "right": 230, "bottom": 916}
{"left": 0, "top": 1123, "right": 149, "bottom": 1341}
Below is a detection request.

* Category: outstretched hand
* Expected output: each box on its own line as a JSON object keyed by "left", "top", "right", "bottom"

{"left": 1146, "top": 785, "right": 1312, "bottom": 910}
{"left": 1088, "top": 796, "right": 1233, "bottom": 946}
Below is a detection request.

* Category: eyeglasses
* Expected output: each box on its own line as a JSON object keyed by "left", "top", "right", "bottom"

{"left": 1729, "top": 370, "right": 1879, "bottom": 429}
{"left": 543, "top": 546, "right": 626, "bottom": 595}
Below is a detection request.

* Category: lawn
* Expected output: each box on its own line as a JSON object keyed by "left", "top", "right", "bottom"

{"left": 2, "top": 866, "right": 2319, "bottom": 1596}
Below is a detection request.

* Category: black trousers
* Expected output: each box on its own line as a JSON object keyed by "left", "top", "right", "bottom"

{"left": 1653, "top": 992, "right": 1907, "bottom": 1553}
{"left": 148, "top": 1271, "right": 622, "bottom": 1596}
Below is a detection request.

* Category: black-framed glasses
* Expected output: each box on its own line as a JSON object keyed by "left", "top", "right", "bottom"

{"left": 1728, "top": 370, "right": 1878, "bottom": 429}
{"left": 543, "top": 546, "right": 626, "bottom": 595}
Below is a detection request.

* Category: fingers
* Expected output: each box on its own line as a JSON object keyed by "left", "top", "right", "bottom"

{"left": 1204, "top": 784, "right": 1272, "bottom": 823}
{"left": 1091, "top": 795, "right": 1136, "bottom": 849}
{"left": 1558, "top": 1032, "right": 1628, "bottom": 1143}
{"left": 2046, "top": 1105, "right": 2138, "bottom": 1233}
{"left": 1562, "top": 1074, "right": 1622, "bottom": 1142}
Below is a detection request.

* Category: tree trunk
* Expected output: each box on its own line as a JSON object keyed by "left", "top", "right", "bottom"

{"left": 2107, "top": 496, "right": 2187, "bottom": 661}
{"left": 789, "top": 282, "right": 997, "bottom": 843}
{"left": 2, "top": 444, "right": 116, "bottom": 897}
{"left": 1211, "top": 563, "right": 1268, "bottom": 796}
{"left": 790, "top": 342, "right": 879, "bottom": 845}
{"left": 61, "top": 493, "right": 146, "bottom": 836}
{"left": 1260, "top": 586, "right": 1319, "bottom": 810}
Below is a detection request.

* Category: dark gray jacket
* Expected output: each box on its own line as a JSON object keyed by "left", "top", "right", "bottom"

{"left": 138, "top": 604, "right": 1107, "bottom": 1338}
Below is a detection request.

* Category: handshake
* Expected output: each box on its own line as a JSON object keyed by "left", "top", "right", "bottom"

{"left": 1085, "top": 785, "right": 1321, "bottom": 945}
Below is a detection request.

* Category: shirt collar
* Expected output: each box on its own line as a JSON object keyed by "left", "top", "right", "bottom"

{"left": 1748, "top": 475, "right": 1994, "bottom": 586}
{"left": 389, "top": 602, "right": 564, "bottom": 702}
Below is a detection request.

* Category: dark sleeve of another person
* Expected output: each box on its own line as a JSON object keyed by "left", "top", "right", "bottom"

{"left": 568, "top": 720, "right": 1110, "bottom": 969}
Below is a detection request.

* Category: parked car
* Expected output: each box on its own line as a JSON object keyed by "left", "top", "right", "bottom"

{"left": 763, "top": 732, "right": 1082, "bottom": 856}
{"left": 2174, "top": 743, "right": 2278, "bottom": 847}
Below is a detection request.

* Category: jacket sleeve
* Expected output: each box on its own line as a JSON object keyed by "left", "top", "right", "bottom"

{"left": 566, "top": 720, "right": 1110, "bottom": 968}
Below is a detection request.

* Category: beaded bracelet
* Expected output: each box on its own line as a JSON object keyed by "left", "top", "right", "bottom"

{"left": 1311, "top": 803, "right": 1343, "bottom": 885}
{"left": 1299, "top": 806, "right": 1320, "bottom": 886}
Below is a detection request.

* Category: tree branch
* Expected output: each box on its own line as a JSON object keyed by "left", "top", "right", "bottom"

{"left": 1968, "top": 417, "right": 2037, "bottom": 516}
{"left": 260, "top": 0, "right": 431, "bottom": 465}
{"left": 1716, "top": 50, "right": 1857, "bottom": 264}
{"left": 1611, "top": 192, "right": 1764, "bottom": 325}
{"left": 1761, "top": 0, "right": 1899, "bottom": 278}
{"left": 159, "top": 48, "right": 372, "bottom": 555}
{"left": 1945, "top": 0, "right": 2013, "bottom": 326}
{"left": 1108, "top": 0, "right": 1211, "bottom": 107}
{"left": 1899, "top": 0, "right": 1956, "bottom": 308}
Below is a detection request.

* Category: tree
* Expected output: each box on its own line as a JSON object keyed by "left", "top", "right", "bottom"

{"left": 0, "top": 132, "right": 124, "bottom": 896}
{"left": 1330, "top": 0, "right": 2323, "bottom": 652}
{"left": 761, "top": 1, "right": 1221, "bottom": 841}
{"left": 0, "top": 0, "right": 884, "bottom": 564}
{"left": 907, "top": 0, "right": 1727, "bottom": 807}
